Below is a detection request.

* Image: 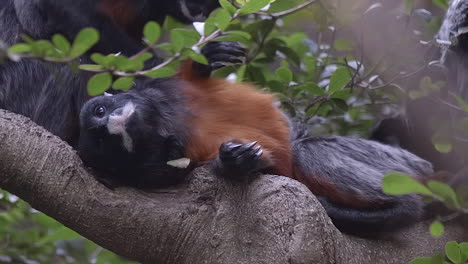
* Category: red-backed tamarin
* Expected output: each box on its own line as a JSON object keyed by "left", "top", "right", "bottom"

{"left": 78, "top": 44, "right": 434, "bottom": 235}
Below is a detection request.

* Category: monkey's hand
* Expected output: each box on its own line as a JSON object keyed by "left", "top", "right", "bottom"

{"left": 212, "top": 141, "right": 266, "bottom": 180}
{"left": 193, "top": 41, "right": 246, "bottom": 78}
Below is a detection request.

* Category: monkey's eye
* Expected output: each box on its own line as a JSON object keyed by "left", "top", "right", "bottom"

{"left": 94, "top": 106, "right": 106, "bottom": 118}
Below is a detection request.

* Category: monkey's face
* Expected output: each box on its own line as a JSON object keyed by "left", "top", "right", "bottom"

{"left": 77, "top": 84, "right": 189, "bottom": 186}
{"left": 78, "top": 93, "right": 143, "bottom": 176}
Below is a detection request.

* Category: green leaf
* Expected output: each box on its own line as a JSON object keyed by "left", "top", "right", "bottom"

{"left": 429, "top": 221, "right": 444, "bottom": 237}
{"left": 276, "top": 67, "right": 293, "bottom": 83}
{"left": 37, "top": 226, "right": 81, "bottom": 246}
{"left": 446, "top": 241, "right": 462, "bottom": 264}
{"left": 267, "top": 80, "right": 286, "bottom": 93}
{"left": 297, "top": 82, "right": 324, "bottom": 96}
{"left": 69, "top": 28, "right": 99, "bottom": 58}
{"left": 87, "top": 73, "right": 112, "bottom": 96}
{"left": 460, "top": 243, "right": 468, "bottom": 262}
{"left": 239, "top": 0, "right": 271, "bottom": 15}
{"left": 382, "top": 172, "right": 432, "bottom": 195}
{"left": 171, "top": 29, "right": 199, "bottom": 52}
{"left": 332, "top": 88, "right": 351, "bottom": 99}
{"left": 329, "top": 67, "right": 351, "bottom": 93}
{"left": 212, "top": 9, "right": 232, "bottom": 31}
{"left": 132, "top": 52, "right": 154, "bottom": 67}
{"left": 30, "top": 40, "right": 56, "bottom": 57}
{"left": 330, "top": 98, "right": 348, "bottom": 112}
{"left": 144, "top": 67, "right": 177, "bottom": 78}
{"left": 52, "top": 34, "right": 71, "bottom": 54}
{"left": 183, "top": 48, "right": 208, "bottom": 65}
{"left": 237, "top": 64, "right": 247, "bottom": 81}
{"left": 7, "top": 43, "right": 31, "bottom": 54}
{"left": 143, "top": 21, "right": 161, "bottom": 45}
{"left": 434, "top": 143, "right": 453, "bottom": 153}
{"left": 427, "top": 181, "right": 459, "bottom": 208}
{"left": 219, "top": 0, "right": 237, "bottom": 15}
{"left": 112, "top": 77, "right": 135, "bottom": 91}
{"left": 78, "top": 64, "right": 104, "bottom": 71}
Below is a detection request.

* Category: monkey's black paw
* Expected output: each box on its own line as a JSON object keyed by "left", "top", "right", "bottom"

{"left": 213, "top": 141, "right": 264, "bottom": 179}
{"left": 202, "top": 41, "right": 246, "bottom": 69}
{"left": 193, "top": 41, "right": 246, "bottom": 78}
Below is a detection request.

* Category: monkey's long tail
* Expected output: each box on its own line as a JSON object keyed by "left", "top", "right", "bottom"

{"left": 290, "top": 135, "right": 434, "bottom": 235}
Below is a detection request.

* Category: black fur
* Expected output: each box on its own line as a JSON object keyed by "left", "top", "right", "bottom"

{"left": 291, "top": 134, "right": 433, "bottom": 235}
{"left": 0, "top": 1, "right": 89, "bottom": 145}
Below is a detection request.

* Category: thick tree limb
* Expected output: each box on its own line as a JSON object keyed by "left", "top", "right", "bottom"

{"left": 0, "top": 109, "right": 466, "bottom": 264}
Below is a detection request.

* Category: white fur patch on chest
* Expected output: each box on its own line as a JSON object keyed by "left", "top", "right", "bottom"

{"left": 107, "top": 102, "right": 136, "bottom": 152}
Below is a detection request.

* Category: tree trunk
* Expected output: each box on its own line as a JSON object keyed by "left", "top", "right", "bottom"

{"left": 0, "top": 109, "right": 466, "bottom": 264}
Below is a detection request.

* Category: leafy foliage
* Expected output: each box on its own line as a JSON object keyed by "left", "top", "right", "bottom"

{"left": 0, "top": 190, "right": 136, "bottom": 264}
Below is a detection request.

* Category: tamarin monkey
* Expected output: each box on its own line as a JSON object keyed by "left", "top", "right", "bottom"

{"left": 78, "top": 47, "right": 434, "bottom": 236}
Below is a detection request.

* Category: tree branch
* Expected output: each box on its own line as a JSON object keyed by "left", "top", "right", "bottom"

{"left": 0, "top": 109, "right": 466, "bottom": 264}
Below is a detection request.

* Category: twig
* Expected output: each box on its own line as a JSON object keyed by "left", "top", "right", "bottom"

{"left": 256, "top": 0, "right": 317, "bottom": 18}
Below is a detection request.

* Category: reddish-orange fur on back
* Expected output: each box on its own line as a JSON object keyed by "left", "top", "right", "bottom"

{"left": 178, "top": 61, "right": 293, "bottom": 176}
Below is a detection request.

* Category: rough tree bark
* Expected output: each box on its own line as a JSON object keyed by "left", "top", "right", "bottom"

{"left": 0, "top": 109, "right": 466, "bottom": 264}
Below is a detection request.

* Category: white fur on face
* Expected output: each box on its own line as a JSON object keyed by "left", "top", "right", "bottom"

{"left": 107, "top": 102, "right": 136, "bottom": 152}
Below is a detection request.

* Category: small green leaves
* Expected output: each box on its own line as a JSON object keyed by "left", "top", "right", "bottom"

{"left": 87, "top": 72, "right": 112, "bottom": 96}
{"left": 112, "top": 77, "right": 135, "bottom": 91}
{"left": 52, "top": 34, "right": 71, "bottom": 54}
{"left": 382, "top": 172, "right": 432, "bottom": 196}
{"left": 7, "top": 43, "right": 31, "bottom": 54}
{"left": 78, "top": 64, "right": 104, "bottom": 71}
{"left": 427, "top": 181, "right": 459, "bottom": 208}
{"left": 170, "top": 29, "right": 199, "bottom": 52}
{"left": 69, "top": 28, "right": 99, "bottom": 58}
{"left": 329, "top": 67, "right": 351, "bottom": 93}
{"left": 239, "top": 0, "right": 271, "bottom": 15}
{"left": 219, "top": 0, "right": 237, "bottom": 15}
{"left": 434, "top": 142, "right": 453, "bottom": 153}
{"left": 143, "top": 21, "right": 161, "bottom": 45}
{"left": 446, "top": 241, "right": 462, "bottom": 264}
{"left": 429, "top": 221, "right": 444, "bottom": 237}
{"left": 276, "top": 67, "right": 293, "bottom": 83}
{"left": 184, "top": 48, "right": 208, "bottom": 65}
{"left": 144, "top": 67, "right": 177, "bottom": 78}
